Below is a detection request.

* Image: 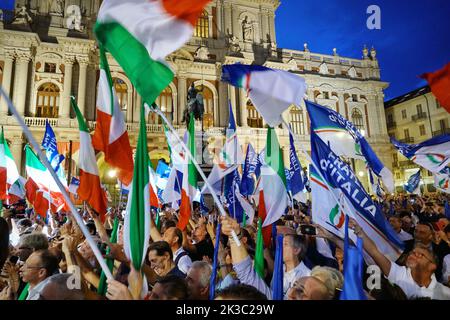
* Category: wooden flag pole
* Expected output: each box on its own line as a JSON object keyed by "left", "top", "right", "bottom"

{"left": 0, "top": 86, "right": 113, "bottom": 280}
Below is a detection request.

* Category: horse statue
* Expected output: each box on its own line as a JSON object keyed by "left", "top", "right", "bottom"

{"left": 182, "top": 83, "right": 205, "bottom": 124}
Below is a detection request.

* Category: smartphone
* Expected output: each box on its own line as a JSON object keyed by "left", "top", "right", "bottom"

{"left": 9, "top": 256, "right": 19, "bottom": 264}
{"left": 299, "top": 224, "right": 317, "bottom": 236}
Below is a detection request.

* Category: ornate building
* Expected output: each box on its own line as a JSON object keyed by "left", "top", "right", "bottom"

{"left": 0, "top": 0, "right": 391, "bottom": 192}
{"left": 385, "top": 86, "right": 450, "bottom": 193}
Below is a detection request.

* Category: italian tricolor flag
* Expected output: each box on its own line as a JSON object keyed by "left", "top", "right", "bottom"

{"left": 71, "top": 97, "right": 107, "bottom": 220}
{"left": 92, "top": 48, "right": 134, "bottom": 186}
{"left": 0, "top": 127, "right": 20, "bottom": 201}
{"left": 148, "top": 159, "right": 160, "bottom": 208}
{"left": 260, "top": 128, "right": 288, "bottom": 227}
{"left": 24, "top": 146, "right": 66, "bottom": 217}
{"left": 94, "top": 0, "right": 211, "bottom": 106}
{"left": 123, "top": 106, "right": 150, "bottom": 297}
{"left": 178, "top": 114, "right": 197, "bottom": 231}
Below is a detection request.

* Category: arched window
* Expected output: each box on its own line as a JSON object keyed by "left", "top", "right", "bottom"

{"left": 290, "top": 108, "right": 305, "bottom": 135}
{"left": 194, "top": 10, "right": 209, "bottom": 38}
{"left": 247, "top": 100, "right": 263, "bottom": 128}
{"left": 152, "top": 86, "right": 173, "bottom": 124}
{"left": 113, "top": 78, "right": 128, "bottom": 111}
{"left": 351, "top": 109, "right": 364, "bottom": 130}
{"left": 36, "top": 83, "right": 60, "bottom": 118}
{"left": 196, "top": 85, "right": 214, "bottom": 129}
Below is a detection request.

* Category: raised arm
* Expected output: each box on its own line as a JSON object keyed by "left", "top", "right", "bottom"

{"left": 348, "top": 218, "right": 392, "bottom": 276}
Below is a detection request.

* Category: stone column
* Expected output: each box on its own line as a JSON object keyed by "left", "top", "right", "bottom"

{"left": 223, "top": 4, "right": 232, "bottom": 36}
{"left": 0, "top": 53, "right": 14, "bottom": 117}
{"left": 239, "top": 88, "right": 248, "bottom": 127}
{"left": 77, "top": 58, "right": 89, "bottom": 116}
{"left": 177, "top": 76, "right": 187, "bottom": 124}
{"left": 366, "top": 94, "right": 380, "bottom": 137}
{"left": 216, "top": 1, "right": 223, "bottom": 35}
{"left": 61, "top": 56, "right": 75, "bottom": 118}
{"left": 261, "top": 10, "right": 269, "bottom": 43}
{"left": 268, "top": 13, "right": 276, "bottom": 44}
{"left": 232, "top": 6, "right": 241, "bottom": 40}
{"left": 12, "top": 53, "right": 31, "bottom": 116}
{"left": 337, "top": 92, "right": 347, "bottom": 118}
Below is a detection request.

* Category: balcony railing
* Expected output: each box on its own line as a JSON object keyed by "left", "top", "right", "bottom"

{"left": 412, "top": 112, "right": 427, "bottom": 121}
{"left": 399, "top": 137, "right": 414, "bottom": 143}
{"left": 432, "top": 128, "right": 450, "bottom": 137}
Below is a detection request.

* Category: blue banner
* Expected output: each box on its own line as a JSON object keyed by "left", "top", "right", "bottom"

{"left": 156, "top": 160, "right": 171, "bottom": 179}
{"left": 311, "top": 132, "right": 404, "bottom": 249}
{"left": 241, "top": 143, "right": 258, "bottom": 196}
{"left": 404, "top": 169, "right": 421, "bottom": 194}
{"left": 224, "top": 169, "right": 244, "bottom": 223}
{"left": 288, "top": 129, "right": 305, "bottom": 195}
{"left": 0, "top": 0, "right": 15, "bottom": 10}
{"left": 42, "top": 120, "right": 65, "bottom": 173}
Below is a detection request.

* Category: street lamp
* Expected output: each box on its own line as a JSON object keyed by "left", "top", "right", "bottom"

{"left": 358, "top": 171, "right": 365, "bottom": 177}
{"left": 108, "top": 169, "right": 117, "bottom": 178}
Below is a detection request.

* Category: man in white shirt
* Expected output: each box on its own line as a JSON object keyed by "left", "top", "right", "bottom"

{"left": 350, "top": 219, "right": 450, "bottom": 300}
{"left": 389, "top": 215, "right": 413, "bottom": 242}
{"left": 163, "top": 227, "right": 192, "bottom": 276}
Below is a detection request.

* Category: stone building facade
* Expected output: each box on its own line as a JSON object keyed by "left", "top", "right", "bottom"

{"left": 0, "top": 0, "right": 391, "bottom": 191}
{"left": 385, "top": 86, "right": 450, "bottom": 193}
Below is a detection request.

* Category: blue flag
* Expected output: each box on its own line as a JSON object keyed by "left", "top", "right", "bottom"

{"left": 272, "top": 234, "right": 284, "bottom": 300}
{"left": 288, "top": 129, "right": 306, "bottom": 201}
{"left": 0, "top": 0, "right": 15, "bottom": 9}
{"left": 224, "top": 169, "right": 244, "bottom": 223}
{"left": 404, "top": 170, "right": 421, "bottom": 194}
{"left": 306, "top": 100, "right": 393, "bottom": 193}
{"left": 241, "top": 143, "right": 258, "bottom": 196}
{"left": 156, "top": 160, "right": 171, "bottom": 179}
{"left": 42, "top": 120, "right": 65, "bottom": 173}
{"left": 209, "top": 222, "right": 221, "bottom": 300}
{"left": 340, "top": 216, "right": 367, "bottom": 300}
{"left": 199, "top": 194, "right": 210, "bottom": 215}
{"left": 310, "top": 132, "right": 404, "bottom": 252}
{"left": 445, "top": 201, "right": 450, "bottom": 220}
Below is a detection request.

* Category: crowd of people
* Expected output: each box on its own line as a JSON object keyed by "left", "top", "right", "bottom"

{"left": 0, "top": 192, "right": 449, "bottom": 300}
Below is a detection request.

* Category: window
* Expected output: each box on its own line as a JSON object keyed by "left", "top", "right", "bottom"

{"left": 247, "top": 101, "right": 263, "bottom": 128}
{"left": 36, "top": 83, "right": 60, "bottom": 118}
{"left": 351, "top": 109, "right": 364, "bottom": 130}
{"left": 436, "top": 98, "right": 441, "bottom": 108}
{"left": 401, "top": 110, "right": 407, "bottom": 119}
{"left": 312, "top": 67, "right": 319, "bottom": 73}
{"left": 290, "top": 108, "right": 305, "bottom": 135}
{"left": 393, "top": 153, "right": 398, "bottom": 163}
{"left": 113, "top": 78, "right": 128, "bottom": 111}
{"left": 352, "top": 94, "right": 358, "bottom": 102}
{"left": 323, "top": 92, "right": 329, "bottom": 100}
{"left": 416, "top": 104, "right": 423, "bottom": 114}
{"left": 387, "top": 113, "right": 393, "bottom": 124}
{"left": 329, "top": 69, "right": 335, "bottom": 74}
{"left": 419, "top": 125, "right": 426, "bottom": 136}
{"left": 404, "top": 128, "right": 410, "bottom": 139}
{"left": 152, "top": 86, "right": 173, "bottom": 124}
{"left": 395, "top": 172, "right": 401, "bottom": 179}
{"left": 44, "top": 63, "right": 56, "bottom": 73}
{"left": 194, "top": 10, "right": 209, "bottom": 38}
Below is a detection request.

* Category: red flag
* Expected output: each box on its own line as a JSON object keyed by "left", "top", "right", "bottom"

{"left": 258, "top": 190, "right": 272, "bottom": 248}
{"left": 421, "top": 62, "right": 450, "bottom": 114}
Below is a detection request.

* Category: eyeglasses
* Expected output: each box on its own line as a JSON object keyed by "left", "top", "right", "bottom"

{"left": 410, "top": 250, "right": 435, "bottom": 264}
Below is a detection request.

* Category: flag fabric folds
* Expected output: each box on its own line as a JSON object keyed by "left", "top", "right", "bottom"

{"left": 71, "top": 97, "right": 107, "bottom": 220}
{"left": 434, "top": 168, "right": 450, "bottom": 194}
{"left": 95, "top": 0, "right": 211, "bottom": 110}
{"left": 209, "top": 222, "right": 221, "bottom": 300}
{"left": 92, "top": 48, "right": 134, "bottom": 186}
{"left": 403, "top": 169, "right": 421, "bottom": 194}
{"left": 287, "top": 128, "right": 307, "bottom": 203}
{"left": 221, "top": 64, "right": 307, "bottom": 127}
{"left": 391, "top": 135, "right": 450, "bottom": 174}
{"left": 254, "top": 218, "right": 265, "bottom": 279}
{"left": 178, "top": 114, "right": 197, "bottom": 230}
{"left": 272, "top": 234, "right": 284, "bottom": 300}
{"left": 310, "top": 132, "right": 404, "bottom": 261}
{"left": 123, "top": 106, "right": 151, "bottom": 277}
{"left": 340, "top": 216, "right": 367, "bottom": 300}
{"left": 241, "top": 143, "right": 258, "bottom": 196}
{"left": 0, "top": 127, "right": 20, "bottom": 201}
{"left": 42, "top": 120, "right": 65, "bottom": 173}
{"left": 260, "top": 128, "right": 288, "bottom": 227}
{"left": 68, "top": 177, "right": 80, "bottom": 195}
{"left": 306, "top": 100, "right": 394, "bottom": 193}
{"left": 420, "top": 62, "right": 450, "bottom": 114}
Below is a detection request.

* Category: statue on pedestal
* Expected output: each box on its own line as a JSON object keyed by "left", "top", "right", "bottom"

{"left": 11, "top": 6, "right": 32, "bottom": 26}
{"left": 242, "top": 16, "right": 253, "bottom": 42}
{"left": 182, "top": 83, "right": 204, "bottom": 124}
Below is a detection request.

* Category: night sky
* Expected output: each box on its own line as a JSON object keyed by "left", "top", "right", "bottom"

{"left": 275, "top": 0, "right": 450, "bottom": 101}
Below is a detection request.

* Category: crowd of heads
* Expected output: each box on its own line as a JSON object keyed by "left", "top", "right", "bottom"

{"left": 0, "top": 191, "right": 449, "bottom": 300}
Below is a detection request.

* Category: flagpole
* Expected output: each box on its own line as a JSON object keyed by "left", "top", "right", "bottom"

{"left": 281, "top": 118, "right": 354, "bottom": 225}
{"left": 151, "top": 105, "right": 242, "bottom": 246}
{"left": 0, "top": 87, "right": 114, "bottom": 280}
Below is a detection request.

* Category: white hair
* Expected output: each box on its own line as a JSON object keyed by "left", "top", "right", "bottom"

{"left": 190, "top": 261, "right": 212, "bottom": 288}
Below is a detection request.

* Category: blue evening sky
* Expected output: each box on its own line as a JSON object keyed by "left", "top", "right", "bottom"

{"left": 275, "top": 0, "right": 450, "bottom": 101}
